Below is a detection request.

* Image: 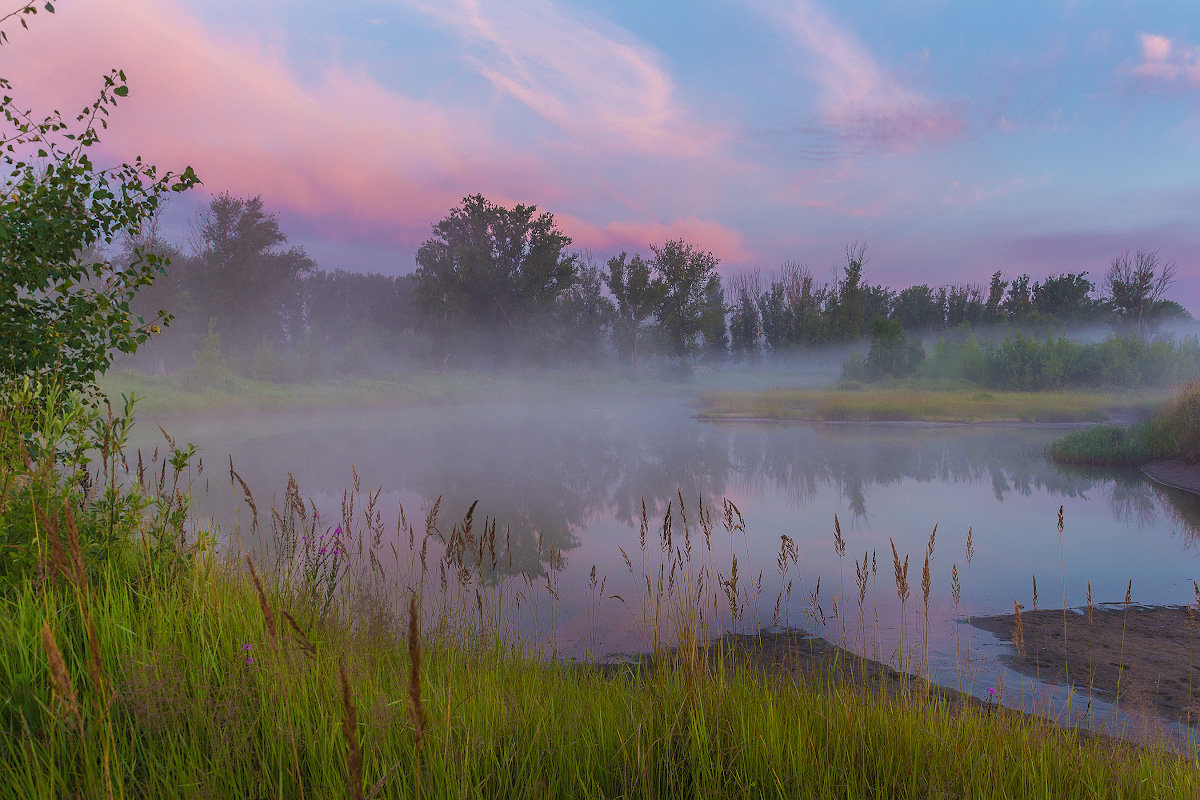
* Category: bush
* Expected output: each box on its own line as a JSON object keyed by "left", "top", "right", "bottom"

{"left": 0, "top": 380, "right": 197, "bottom": 593}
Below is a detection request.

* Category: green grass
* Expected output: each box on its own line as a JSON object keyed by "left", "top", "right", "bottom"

{"left": 1050, "top": 381, "right": 1200, "bottom": 466}
{"left": 696, "top": 386, "right": 1167, "bottom": 424}
{"left": 4, "top": 554, "right": 1198, "bottom": 799}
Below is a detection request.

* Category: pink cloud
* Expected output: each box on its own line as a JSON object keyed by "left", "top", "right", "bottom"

{"left": 559, "top": 214, "right": 754, "bottom": 265}
{"left": 4, "top": 0, "right": 533, "bottom": 246}
{"left": 1132, "top": 33, "right": 1200, "bottom": 87}
{"left": 401, "top": 0, "right": 722, "bottom": 156}
{"left": 772, "top": 1, "right": 965, "bottom": 152}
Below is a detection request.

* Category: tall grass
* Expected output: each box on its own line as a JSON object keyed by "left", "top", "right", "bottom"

{"left": 1051, "top": 380, "right": 1200, "bottom": 466}
{"left": 2, "top": 383, "right": 1199, "bottom": 798}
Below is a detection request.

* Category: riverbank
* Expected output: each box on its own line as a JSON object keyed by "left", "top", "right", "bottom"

{"left": 696, "top": 387, "right": 1166, "bottom": 424}
{"left": 1142, "top": 459, "right": 1200, "bottom": 495}
{"left": 972, "top": 605, "right": 1200, "bottom": 728}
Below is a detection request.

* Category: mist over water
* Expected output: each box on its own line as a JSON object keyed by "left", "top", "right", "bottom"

{"left": 133, "top": 386, "right": 1200, "bottom": 680}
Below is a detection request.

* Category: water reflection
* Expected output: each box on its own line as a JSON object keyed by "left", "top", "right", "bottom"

{"left": 135, "top": 400, "right": 1200, "bottom": 580}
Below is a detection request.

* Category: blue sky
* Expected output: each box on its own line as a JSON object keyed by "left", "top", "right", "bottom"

{"left": 12, "top": 0, "right": 1200, "bottom": 309}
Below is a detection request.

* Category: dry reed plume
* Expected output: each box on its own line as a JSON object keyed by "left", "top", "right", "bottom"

{"left": 40, "top": 621, "right": 80, "bottom": 729}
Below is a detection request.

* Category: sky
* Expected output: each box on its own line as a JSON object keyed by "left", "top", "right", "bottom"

{"left": 7, "top": 0, "right": 1200, "bottom": 309}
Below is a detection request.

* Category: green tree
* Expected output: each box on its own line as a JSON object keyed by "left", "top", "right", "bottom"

{"left": 651, "top": 239, "right": 720, "bottom": 360}
{"left": 1031, "top": 272, "right": 1096, "bottom": 321}
{"left": 0, "top": 5, "right": 199, "bottom": 391}
{"left": 863, "top": 317, "right": 923, "bottom": 379}
{"left": 557, "top": 254, "right": 613, "bottom": 364}
{"left": 413, "top": 194, "right": 576, "bottom": 362}
{"left": 189, "top": 193, "right": 315, "bottom": 347}
{"left": 603, "top": 252, "right": 662, "bottom": 369}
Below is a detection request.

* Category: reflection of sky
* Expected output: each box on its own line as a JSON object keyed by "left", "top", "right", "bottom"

{"left": 139, "top": 398, "right": 1200, "bottom": 695}
{"left": 11, "top": 1, "right": 1200, "bottom": 306}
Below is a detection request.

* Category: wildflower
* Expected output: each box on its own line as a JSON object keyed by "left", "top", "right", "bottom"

{"left": 242, "top": 643, "right": 252, "bottom": 652}
{"left": 987, "top": 687, "right": 996, "bottom": 699}
{"left": 245, "top": 656, "right": 254, "bottom": 666}
{"left": 335, "top": 526, "right": 343, "bottom": 536}
{"left": 320, "top": 547, "right": 327, "bottom": 554}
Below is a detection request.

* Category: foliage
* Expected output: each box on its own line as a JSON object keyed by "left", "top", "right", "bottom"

{"left": 842, "top": 317, "right": 924, "bottom": 381}
{"left": 919, "top": 333, "right": 1200, "bottom": 391}
{"left": 604, "top": 251, "right": 663, "bottom": 369}
{"left": 1050, "top": 381, "right": 1200, "bottom": 466}
{"left": 0, "top": 8, "right": 198, "bottom": 392}
{"left": 413, "top": 194, "right": 577, "bottom": 362}
{"left": 1105, "top": 249, "right": 1177, "bottom": 338}
{"left": 651, "top": 238, "right": 720, "bottom": 359}
{"left": 0, "top": 379, "right": 196, "bottom": 594}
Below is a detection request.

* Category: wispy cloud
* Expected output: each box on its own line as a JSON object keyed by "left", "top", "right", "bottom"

{"left": 1131, "top": 33, "right": 1200, "bottom": 88}
{"left": 399, "top": 0, "right": 719, "bottom": 156}
{"left": 769, "top": 0, "right": 964, "bottom": 153}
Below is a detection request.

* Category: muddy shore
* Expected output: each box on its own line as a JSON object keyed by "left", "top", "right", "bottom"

{"left": 971, "top": 605, "right": 1200, "bottom": 726}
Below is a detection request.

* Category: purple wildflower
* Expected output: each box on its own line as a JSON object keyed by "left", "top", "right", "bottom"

{"left": 242, "top": 643, "right": 252, "bottom": 652}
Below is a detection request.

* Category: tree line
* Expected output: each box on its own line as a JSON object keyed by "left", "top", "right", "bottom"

{"left": 127, "top": 192, "right": 1190, "bottom": 378}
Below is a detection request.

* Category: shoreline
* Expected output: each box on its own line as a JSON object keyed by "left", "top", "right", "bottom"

{"left": 1142, "top": 459, "right": 1200, "bottom": 497}
{"left": 970, "top": 605, "right": 1200, "bottom": 728}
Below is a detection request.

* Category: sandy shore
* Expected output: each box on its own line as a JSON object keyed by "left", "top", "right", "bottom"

{"left": 971, "top": 605, "right": 1200, "bottom": 726}
{"left": 1142, "top": 459, "right": 1200, "bottom": 495}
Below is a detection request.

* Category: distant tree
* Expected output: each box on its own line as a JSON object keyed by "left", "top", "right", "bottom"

{"left": 863, "top": 317, "right": 923, "bottom": 379}
{"left": 1031, "top": 272, "right": 1096, "bottom": 322}
{"left": 1003, "top": 274, "right": 1033, "bottom": 322}
{"left": 188, "top": 193, "right": 315, "bottom": 346}
{"left": 413, "top": 194, "right": 576, "bottom": 362}
{"left": 893, "top": 285, "right": 944, "bottom": 331}
{"left": 1105, "top": 249, "right": 1177, "bottom": 337}
{"left": 827, "top": 242, "right": 870, "bottom": 340}
{"left": 944, "top": 284, "right": 985, "bottom": 328}
{"left": 651, "top": 239, "right": 720, "bottom": 360}
{"left": 699, "top": 275, "right": 728, "bottom": 359}
{"left": 984, "top": 271, "right": 1008, "bottom": 323}
{"left": 603, "top": 251, "right": 662, "bottom": 369}
{"left": 726, "top": 270, "right": 761, "bottom": 360}
{"left": 557, "top": 253, "right": 614, "bottom": 364}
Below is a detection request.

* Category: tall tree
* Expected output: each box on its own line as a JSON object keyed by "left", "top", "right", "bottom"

{"left": 603, "top": 252, "right": 661, "bottom": 369}
{"left": 413, "top": 194, "right": 576, "bottom": 361}
{"left": 557, "top": 254, "right": 614, "bottom": 365}
{"left": 726, "top": 270, "right": 761, "bottom": 360}
{"left": 1105, "top": 249, "right": 1177, "bottom": 337}
{"left": 651, "top": 239, "right": 721, "bottom": 360}
{"left": 189, "top": 193, "right": 315, "bottom": 346}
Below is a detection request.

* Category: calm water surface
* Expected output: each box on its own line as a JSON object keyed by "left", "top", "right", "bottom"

{"left": 138, "top": 393, "right": 1200, "bottom": 731}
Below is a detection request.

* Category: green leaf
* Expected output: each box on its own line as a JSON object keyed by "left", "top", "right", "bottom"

{"left": 112, "top": 85, "right": 128, "bottom": 97}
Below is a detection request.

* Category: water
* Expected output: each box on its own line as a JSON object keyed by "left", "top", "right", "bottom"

{"left": 134, "top": 392, "right": 1200, "bottom": 738}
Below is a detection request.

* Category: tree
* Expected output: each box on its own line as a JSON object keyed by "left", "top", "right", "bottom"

{"left": 651, "top": 239, "right": 720, "bottom": 360}
{"left": 827, "top": 242, "right": 869, "bottom": 340}
{"left": 557, "top": 253, "right": 613, "bottom": 365}
{"left": 983, "top": 271, "right": 1007, "bottom": 323}
{"left": 1031, "top": 272, "right": 1096, "bottom": 322}
{"left": 698, "top": 274, "right": 727, "bottom": 359}
{"left": 0, "top": 5, "right": 199, "bottom": 391}
{"left": 893, "top": 285, "right": 943, "bottom": 331}
{"left": 726, "top": 270, "right": 761, "bottom": 360}
{"left": 188, "top": 193, "right": 315, "bottom": 347}
{"left": 603, "top": 252, "right": 661, "bottom": 369}
{"left": 863, "top": 317, "right": 923, "bottom": 379}
{"left": 413, "top": 194, "right": 576, "bottom": 362}
{"left": 1105, "top": 249, "right": 1177, "bottom": 337}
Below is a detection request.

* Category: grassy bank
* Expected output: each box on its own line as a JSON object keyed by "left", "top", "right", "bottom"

{"left": 1050, "top": 381, "right": 1200, "bottom": 466}
{"left": 7, "top": 558, "right": 1199, "bottom": 799}
{"left": 99, "top": 365, "right": 837, "bottom": 419}
{"left": 696, "top": 386, "right": 1166, "bottom": 424}
{"left": 4, "top": 383, "right": 1200, "bottom": 797}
